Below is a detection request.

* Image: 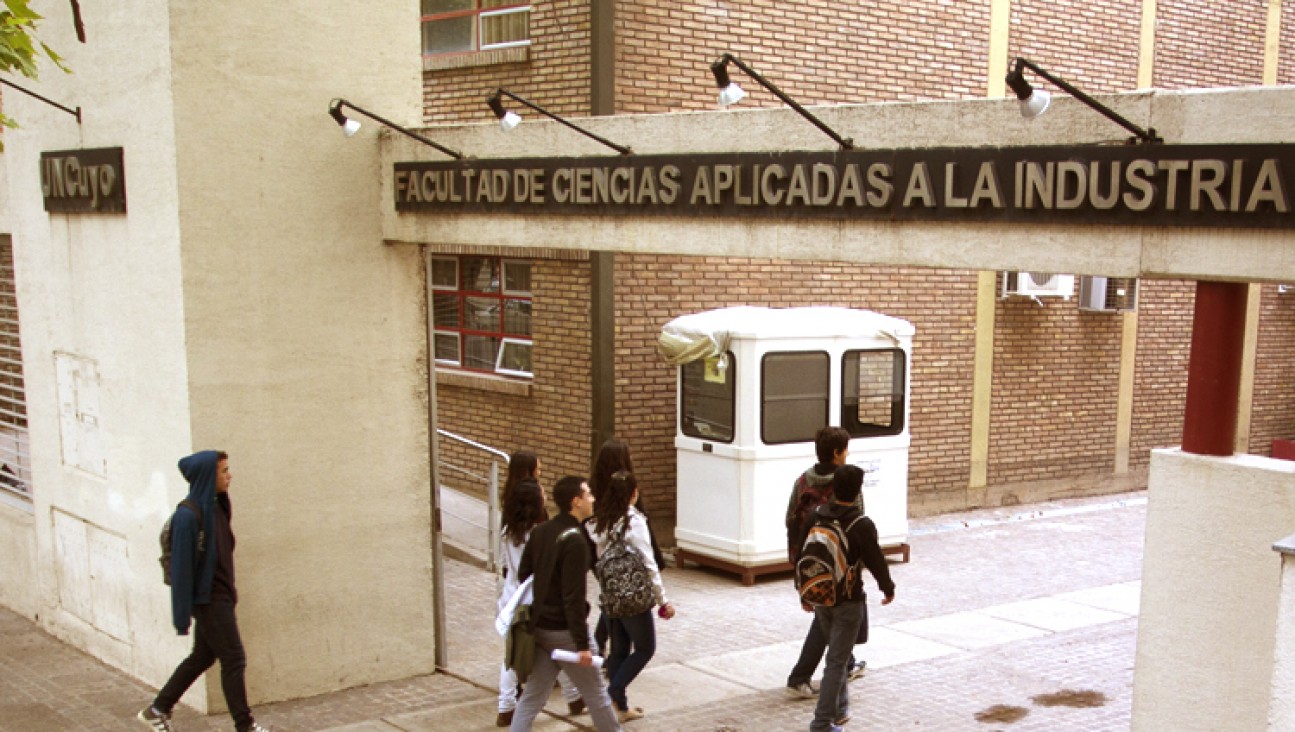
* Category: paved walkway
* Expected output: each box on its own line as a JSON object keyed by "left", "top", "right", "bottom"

{"left": 0, "top": 491, "right": 1147, "bottom": 731}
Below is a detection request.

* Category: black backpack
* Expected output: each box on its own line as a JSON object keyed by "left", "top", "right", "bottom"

{"left": 159, "top": 499, "right": 205, "bottom": 586}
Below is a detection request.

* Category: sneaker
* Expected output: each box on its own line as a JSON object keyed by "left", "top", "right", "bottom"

{"left": 136, "top": 706, "right": 173, "bottom": 732}
{"left": 246, "top": 723, "right": 273, "bottom": 732}
{"left": 785, "top": 681, "right": 818, "bottom": 699}
{"left": 567, "top": 699, "right": 586, "bottom": 715}
{"left": 617, "top": 706, "right": 645, "bottom": 723}
{"left": 495, "top": 709, "right": 514, "bottom": 727}
{"left": 835, "top": 712, "right": 852, "bottom": 724}
{"left": 847, "top": 660, "right": 867, "bottom": 681}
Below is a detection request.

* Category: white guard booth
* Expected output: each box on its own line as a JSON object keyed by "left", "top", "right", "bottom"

{"left": 659, "top": 306, "right": 913, "bottom": 585}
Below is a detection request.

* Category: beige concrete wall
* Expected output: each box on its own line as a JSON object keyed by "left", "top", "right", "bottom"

{"left": 1270, "top": 545, "right": 1295, "bottom": 730}
{"left": 384, "top": 87, "right": 1295, "bottom": 284}
{"left": 1132, "top": 449, "right": 1295, "bottom": 731}
{"left": 167, "top": 0, "right": 435, "bottom": 706}
{"left": 0, "top": 0, "right": 203, "bottom": 697}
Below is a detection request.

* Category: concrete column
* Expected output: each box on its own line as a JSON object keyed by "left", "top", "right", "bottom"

{"left": 1114, "top": 310, "right": 1138, "bottom": 473}
{"left": 1182, "top": 281, "right": 1248, "bottom": 455}
{"left": 968, "top": 271, "right": 997, "bottom": 501}
{"left": 1269, "top": 534, "right": 1295, "bottom": 729}
{"left": 1137, "top": 0, "right": 1157, "bottom": 89}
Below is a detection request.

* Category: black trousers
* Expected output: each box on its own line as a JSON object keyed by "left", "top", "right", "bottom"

{"left": 154, "top": 601, "right": 253, "bottom": 731}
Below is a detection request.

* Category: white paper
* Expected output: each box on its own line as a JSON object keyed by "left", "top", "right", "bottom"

{"left": 551, "top": 649, "right": 604, "bottom": 669}
{"left": 494, "top": 575, "right": 533, "bottom": 637}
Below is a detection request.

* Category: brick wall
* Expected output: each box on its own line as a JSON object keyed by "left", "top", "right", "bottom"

{"left": 1009, "top": 0, "right": 1141, "bottom": 95}
{"left": 1282, "top": 0, "right": 1295, "bottom": 84}
{"left": 434, "top": 252, "right": 593, "bottom": 506}
{"left": 1129, "top": 279, "right": 1195, "bottom": 469}
{"left": 1154, "top": 0, "right": 1266, "bottom": 89}
{"left": 1249, "top": 284, "right": 1295, "bottom": 455}
{"left": 614, "top": 0, "right": 990, "bottom": 115}
{"left": 612, "top": 255, "right": 979, "bottom": 533}
{"left": 988, "top": 279, "right": 1124, "bottom": 488}
{"left": 422, "top": 0, "right": 592, "bottom": 124}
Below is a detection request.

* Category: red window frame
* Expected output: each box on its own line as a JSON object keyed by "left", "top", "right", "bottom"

{"left": 431, "top": 255, "right": 532, "bottom": 377}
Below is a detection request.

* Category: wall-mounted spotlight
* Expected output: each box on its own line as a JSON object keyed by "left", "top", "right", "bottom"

{"left": 486, "top": 88, "right": 632, "bottom": 155}
{"left": 0, "top": 77, "right": 80, "bottom": 124}
{"left": 327, "top": 98, "right": 463, "bottom": 159}
{"left": 709, "top": 53, "right": 852, "bottom": 150}
{"left": 1005, "top": 58, "right": 1162, "bottom": 145}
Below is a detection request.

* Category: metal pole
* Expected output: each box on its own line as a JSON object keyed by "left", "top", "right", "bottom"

{"left": 487, "top": 459, "right": 500, "bottom": 574}
{"left": 424, "top": 249, "right": 449, "bottom": 670}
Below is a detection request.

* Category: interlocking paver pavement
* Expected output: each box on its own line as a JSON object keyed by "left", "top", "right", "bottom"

{"left": 0, "top": 491, "right": 1146, "bottom": 731}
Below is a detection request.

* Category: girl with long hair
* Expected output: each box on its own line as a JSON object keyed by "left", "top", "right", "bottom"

{"left": 495, "top": 452, "right": 584, "bottom": 727}
{"left": 587, "top": 470, "right": 675, "bottom": 723}
{"left": 589, "top": 440, "right": 665, "bottom": 657}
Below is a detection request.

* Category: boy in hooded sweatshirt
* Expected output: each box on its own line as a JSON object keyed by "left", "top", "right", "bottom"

{"left": 783, "top": 427, "right": 865, "bottom": 699}
{"left": 137, "top": 450, "right": 269, "bottom": 732}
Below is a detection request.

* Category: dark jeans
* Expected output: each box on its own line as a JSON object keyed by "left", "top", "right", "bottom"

{"left": 606, "top": 610, "right": 656, "bottom": 711}
{"left": 154, "top": 601, "right": 254, "bottom": 731}
{"left": 787, "top": 616, "right": 858, "bottom": 687}
{"left": 810, "top": 601, "right": 864, "bottom": 732}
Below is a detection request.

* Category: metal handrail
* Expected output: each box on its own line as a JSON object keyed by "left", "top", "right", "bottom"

{"left": 437, "top": 428, "right": 506, "bottom": 571}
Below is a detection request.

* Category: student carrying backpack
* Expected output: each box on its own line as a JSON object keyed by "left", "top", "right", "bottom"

{"left": 795, "top": 508, "right": 866, "bottom": 608}
{"left": 158, "top": 499, "right": 205, "bottom": 586}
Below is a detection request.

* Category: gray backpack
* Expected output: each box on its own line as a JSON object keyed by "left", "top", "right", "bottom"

{"left": 159, "top": 500, "right": 205, "bottom": 586}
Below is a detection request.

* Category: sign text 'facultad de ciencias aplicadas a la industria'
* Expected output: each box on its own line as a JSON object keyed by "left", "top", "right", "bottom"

{"left": 394, "top": 145, "right": 1295, "bottom": 229}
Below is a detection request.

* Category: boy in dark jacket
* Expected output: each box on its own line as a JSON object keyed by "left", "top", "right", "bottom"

{"left": 785, "top": 427, "right": 864, "bottom": 698}
{"left": 137, "top": 450, "right": 269, "bottom": 732}
{"left": 510, "top": 476, "right": 621, "bottom": 732}
{"left": 807, "top": 465, "right": 895, "bottom": 732}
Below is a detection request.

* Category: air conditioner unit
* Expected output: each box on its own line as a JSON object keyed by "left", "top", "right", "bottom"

{"left": 1079, "top": 276, "right": 1138, "bottom": 312}
{"left": 1001, "top": 272, "right": 1075, "bottom": 299}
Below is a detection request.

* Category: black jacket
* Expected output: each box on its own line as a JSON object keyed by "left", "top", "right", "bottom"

{"left": 805, "top": 501, "right": 896, "bottom": 599}
{"left": 519, "top": 511, "right": 591, "bottom": 649}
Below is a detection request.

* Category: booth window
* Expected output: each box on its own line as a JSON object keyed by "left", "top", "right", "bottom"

{"left": 842, "top": 349, "right": 906, "bottom": 437}
{"left": 421, "top": 0, "right": 531, "bottom": 56}
{"left": 0, "top": 236, "right": 30, "bottom": 500}
{"left": 431, "top": 255, "right": 533, "bottom": 377}
{"left": 680, "top": 353, "right": 735, "bottom": 442}
{"left": 762, "top": 351, "right": 829, "bottom": 444}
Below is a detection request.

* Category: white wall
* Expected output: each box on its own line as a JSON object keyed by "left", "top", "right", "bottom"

{"left": 1132, "top": 449, "right": 1295, "bottom": 731}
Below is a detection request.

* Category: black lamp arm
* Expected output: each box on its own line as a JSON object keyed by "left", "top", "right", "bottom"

{"left": 0, "top": 78, "right": 80, "bottom": 123}
{"left": 493, "top": 89, "right": 632, "bottom": 155}
{"left": 715, "top": 53, "right": 853, "bottom": 150}
{"left": 1010, "top": 58, "right": 1161, "bottom": 145}
{"left": 334, "top": 99, "right": 463, "bottom": 159}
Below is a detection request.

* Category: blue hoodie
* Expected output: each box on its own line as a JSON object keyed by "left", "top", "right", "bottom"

{"left": 169, "top": 450, "right": 222, "bottom": 635}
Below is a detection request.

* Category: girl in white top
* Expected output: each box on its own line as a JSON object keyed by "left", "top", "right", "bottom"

{"left": 495, "top": 453, "right": 583, "bottom": 727}
{"left": 587, "top": 470, "right": 675, "bottom": 723}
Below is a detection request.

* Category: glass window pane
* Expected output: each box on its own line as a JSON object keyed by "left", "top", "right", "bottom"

{"left": 431, "top": 257, "right": 458, "bottom": 289}
{"left": 423, "top": 0, "right": 473, "bottom": 13}
{"left": 464, "top": 296, "right": 498, "bottom": 331}
{"left": 681, "top": 354, "right": 735, "bottom": 442}
{"left": 503, "top": 299, "right": 531, "bottom": 336}
{"left": 842, "top": 349, "right": 906, "bottom": 437}
{"left": 433, "top": 294, "right": 460, "bottom": 329}
{"left": 503, "top": 260, "right": 531, "bottom": 294}
{"left": 498, "top": 340, "right": 532, "bottom": 375}
{"left": 464, "top": 335, "right": 500, "bottom": 370}
{"left": 481, "top": 9, "right": 529, "bottom": 47}
{"left": 423, "top": 16, "right": 474, "bottom": 55}
{"left": 434, "top": 332, "right": 460, "bottom": 363}
{"left": 761, "top": 352, "right": 829, "bottom": 444}
{"left": 462, "top": 256, "right": 499, "bottom": 293}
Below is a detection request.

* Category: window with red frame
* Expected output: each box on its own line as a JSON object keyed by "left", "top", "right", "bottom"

{"left": 431, "top": 256, "right": 533, "bottom": 377}
{"left": 421, "top": 0, "right": 531, "bottom": 56}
